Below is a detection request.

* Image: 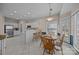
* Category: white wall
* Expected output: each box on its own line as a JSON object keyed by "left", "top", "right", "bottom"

{"left": 26, "top": 18, "right": 47, "bottom": 32}
{"left": 59, "top": 4, "right": 79, "bottom": 33}
{"left": 59, "top": 3, "right": 79, "bottom": 44}
{"left": 5, "top": 22, "right": 20, "bottom": 35}
{"left": 19, "top": 20, "right": 26, "bottom": 33}
{"left": 5, "top": 17, "right": 28, "bottom": 35}
{"left": 0, "top": 16, "right": 5, "bottom": 35}
{"left": 0, "top": 16, "right": 5, "bottom": 54}
{"left": 5, "top": 18, "right": 20, "bottom": 35}
{"left": 60, "top": 3, "right": 79, "bottom": 16}
{"left": 5, "top": 22, "right": 19, "bottom": 28}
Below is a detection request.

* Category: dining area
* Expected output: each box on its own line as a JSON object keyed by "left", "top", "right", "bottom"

{"left": 0, "top": 1, "right": 79, "bottom": 59}
{"left": 0, "top": 3, "right": 79, "bottom": 55}
{"left": 32, "top": 29, "right": 65, "bottom": 55}
{"left": 2, "top": 28, "right": 77, "bottom": 55}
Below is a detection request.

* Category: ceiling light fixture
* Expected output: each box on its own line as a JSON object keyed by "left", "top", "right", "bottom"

{"left": 47, "top": 3, "right": 53, "bottom": 21}
{"left": 20, "top": 16, "right": 22, "bottom": 18}
{"left": 10, "top": 13, "right": 14, "bottom": 16}
{"left": 16, "top": 17, "right": 19, "bottom": 19}
{"left": 47, "top": 17, "right": 53, "bottom": 21}
{"left": 27, "top": 12, "right": 31, "bottom": 15}
{"left": 24, "top": 15, "right": 27, "bottom": 17}
{"left": 14, "top": 11, "right": 17, "bottom": 13}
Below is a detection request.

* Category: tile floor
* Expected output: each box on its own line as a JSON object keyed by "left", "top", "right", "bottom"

{"left": 2, "top": 33, "right": 78, "bottom": 55}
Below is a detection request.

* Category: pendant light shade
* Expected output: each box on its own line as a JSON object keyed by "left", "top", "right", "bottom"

{"left": 47, "top": 3, "right": 53, "bottom": 21}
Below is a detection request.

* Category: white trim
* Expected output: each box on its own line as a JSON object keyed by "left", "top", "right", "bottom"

{"left": 73, "top": 45, "right": 79, "bottom": 53}
{"left": 72, "top": 11, "right": 79, "bottom": 53}
{"left": 71, "top": 9, "right": 79, "bottom": 16}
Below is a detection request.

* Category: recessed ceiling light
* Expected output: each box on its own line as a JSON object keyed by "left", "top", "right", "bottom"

{"left": 30, "top": 9, "right": 32, "bottom": 11}
{"left": 14, "top": 11, "right": 17, "bottom": 13}
{"left": 19, "top": 16, "right": 23, "bottom": 18}
{"left": 27, "top": 12, "right": 31, "bottom": 15}
{"left": 24, "top": 15, "right": 27, "bottom": 17}
{"left": 20, "top": 16, "right": 22, "bottom": 18}
{"left": 16, "top": 18, "right": 19, "bottom": 19}
{"left": 10, "top": 13, "right": 14, "bottom": 15}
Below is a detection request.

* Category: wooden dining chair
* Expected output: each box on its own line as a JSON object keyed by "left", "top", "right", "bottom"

{"left": 33, "top": 29, "right": 42, "bottom": 40}
{"left": 39, "top": 35, "right": 50, "bottom": 47}
{"left": 55, "top": 34, "right": 65, "bottom": 55}
{"left": 33, "top": 33, "right": 38, "bottom": 40}
{"left": 41, "top": 37, "right": 55, "bottom": 55}
{"left": 60, "top": 34, "right": 65, "bottom": 55}
{"left": 39, "top": 35, "right": 44, "bottom": 47}
{"left": 39, "top": 32, "right": 52, "bottom": 47}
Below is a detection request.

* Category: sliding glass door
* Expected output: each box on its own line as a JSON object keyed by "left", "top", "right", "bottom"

{"left": 73, "top": 11, "right": 79, "bottom": 51}
{"left": 47, "top": 20, "right": 57, "bottom": 37}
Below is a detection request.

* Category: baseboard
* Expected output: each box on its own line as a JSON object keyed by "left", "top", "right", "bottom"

{"left": 64, "top": 42, "right": 79, "bottom": 54}
{"left": 73, "top": 46, "right": 79, "bottom": 54}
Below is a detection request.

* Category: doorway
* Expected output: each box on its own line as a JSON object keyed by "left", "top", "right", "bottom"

{"left": 4, "top": 25, "right": 14, "bottom": 37}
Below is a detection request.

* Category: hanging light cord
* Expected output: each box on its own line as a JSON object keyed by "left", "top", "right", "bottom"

{"left": 48, "top": 3, "right": 53, "bottom": 16}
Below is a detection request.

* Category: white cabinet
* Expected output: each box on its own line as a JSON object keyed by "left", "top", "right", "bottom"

{"left": 26, "top": 29, "right": 35, "bottom": 42}
{"left": 14, "top": 31, "right": 20, "bottom": 35}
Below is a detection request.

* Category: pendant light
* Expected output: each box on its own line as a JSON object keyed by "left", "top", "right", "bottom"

{"left": 47, "top": 3, "right": 53, "bottom": 21}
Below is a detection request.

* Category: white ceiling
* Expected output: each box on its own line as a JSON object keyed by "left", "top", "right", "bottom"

{"left": 60, "top": 3, "right": 79, "bottom": 15}
{"left": 0, "top": 3, "right": 63, "bottom": 21}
